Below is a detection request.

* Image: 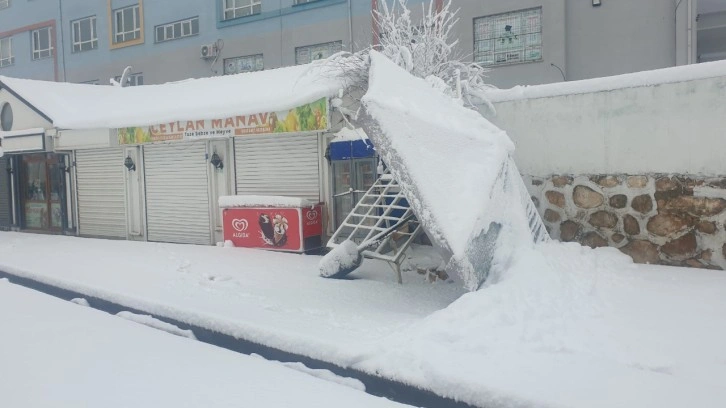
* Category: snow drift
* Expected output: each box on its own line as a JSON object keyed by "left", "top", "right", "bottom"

{"left": 357, "top": 51, "right": 547, "bottom": 290}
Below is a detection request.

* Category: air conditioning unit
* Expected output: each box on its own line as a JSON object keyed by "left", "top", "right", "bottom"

{"left": 200, "top": 43, "right": 218, "bottom": 59}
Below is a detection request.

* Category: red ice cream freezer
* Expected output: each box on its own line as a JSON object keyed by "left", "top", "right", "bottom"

{"left": 221, "top": 196, "right": 323, "bottom": 253}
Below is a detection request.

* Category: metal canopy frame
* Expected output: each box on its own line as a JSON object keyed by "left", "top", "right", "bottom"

{"left": 327, "top": 170, "right": 423, "bottom": 283}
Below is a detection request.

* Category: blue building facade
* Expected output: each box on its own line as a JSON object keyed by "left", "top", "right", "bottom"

{"left": 0, "top": 0, "right": 383, "bottom": 85}
{"left": 0, "top": 0, "right": 723, "bottom": 88}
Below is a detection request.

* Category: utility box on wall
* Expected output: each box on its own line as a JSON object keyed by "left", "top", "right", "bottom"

{"left": 220, "top": 195, "right": 323, "bottom": 253}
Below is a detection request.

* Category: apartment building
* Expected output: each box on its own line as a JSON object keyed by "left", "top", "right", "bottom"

{"left": 0, "top": 1, "right": 723, "bottom": 88}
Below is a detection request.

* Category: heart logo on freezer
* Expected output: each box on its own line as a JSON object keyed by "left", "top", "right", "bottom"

{"left": 232, "top": 218, "right": 249, "bottom": 232}
{"left": 306, "top": 210, "right": 318, "bottom": 221}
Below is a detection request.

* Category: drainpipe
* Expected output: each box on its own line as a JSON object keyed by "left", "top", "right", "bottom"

{"left": 687, "top": 0, "right": 693, "bottom": 64}
{"left": 675, "top": 0, "right": 683, "bottom": 65}
{"left": 58, "top": 0, "right": 67, "bottom": 81}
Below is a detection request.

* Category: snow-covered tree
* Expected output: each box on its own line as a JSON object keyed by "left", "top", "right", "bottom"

{"left": 373, "top": 0, "right": 493, "bottom": 104}
{"left": 325, "top": 0, "right": 493, "bottom": 110}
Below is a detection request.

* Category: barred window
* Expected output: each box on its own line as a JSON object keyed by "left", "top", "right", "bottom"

{"left": 224, "top": 54, "right": 263, "bottom": 75}
{"left": 155, "top": 17, "right": 199, "bottom": 43}
{"left": 72, "top": 16, "right": 97, "bottom": 52}
{"left": 32, "top": 27, "right": 53, "bottom": 60}
{"left": 295, "top": 41, "right": 342, "bottom": 65}
{"left": 474, "top": 8, "right": 542, "bottom": 67}
{"left": 0, "top": 0, "right": 9, "bottom": 10}
{"left": 223, "top": 0, "right": 261, "bottom": 20}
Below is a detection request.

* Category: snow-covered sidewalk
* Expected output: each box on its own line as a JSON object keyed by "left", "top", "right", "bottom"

{"left": 1, "top": 231, "right": 725, "bottom": 407}
{"left": 0, "top": 232, "right": 464, "bottom": 365}
{"left": 0, "top": 278, "right": 408, "bottom": 408}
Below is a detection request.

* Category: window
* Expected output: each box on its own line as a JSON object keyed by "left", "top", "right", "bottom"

{"left": 0, "top": 37, "right": 12, "bottom": 67}
{"left": 114, "top": 72, "right": 144, "bottom": 87}
{"left": 223, "top": 0, "right": 261, "bottom": 20}
{"left": 114, "top": 4, "right": 141, "bottom": 43}
{"left": 223, "top": 54, "right": 263, "bottom": 75}
{"left": 0, "top": 0, "right": 9, "bottom": 10}
{"left": 31, "top": 27, "right": 53, "bottom": 60}
{"left": 72, "top": 16, "right": 97, "bottom": 52}
{"left": 295, "top": 41, "right": 342, "bottom": 65}
{"left": 155, "top": 17, "right": 199, "bottom": 43}
{"left": 474, "top": 8, "right": 542, "bottom": 67}
{"left": 293, "top": 0, "right": 319, "bottom": 4}
{"left": 1, "top": 102, "right": 12, "bottom": 131}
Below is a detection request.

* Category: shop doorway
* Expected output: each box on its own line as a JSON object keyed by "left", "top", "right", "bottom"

{"left": 19, "top": 153, "right": 67, "bottom": 232}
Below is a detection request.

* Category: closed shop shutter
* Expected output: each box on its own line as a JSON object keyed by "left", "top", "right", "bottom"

{"left": 235, "top": 133, "right": 320, "bottom": 202}
{"left": 0, "top": 157, "right": 11, "bottom": 229}
{"left": 75, "top": 149, "right": 127, "bottom": 238}
{"left": 144, "top": 142, "right": 211, "bottom": 245}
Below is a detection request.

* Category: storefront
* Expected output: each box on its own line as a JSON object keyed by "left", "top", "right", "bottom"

{"left": 16, "top": 153, "right": 69, "bottom": 231}
{"left": 110, "top": 98, "right": 328, "bottom": 245}
{"left": 1, "top": 64, "right": 345, "bottom": 244}
{"left": 0, "top": 89, "right": 72, "bottom": 234}
{"left": 0, "top": 156, "right": 11, "bottom": 231}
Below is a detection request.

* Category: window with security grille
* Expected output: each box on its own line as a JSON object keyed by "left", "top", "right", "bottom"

{"left": 295, "top": 41, "right": 342, "bottom": 65}
{"left": 0, "top": 37, "right": 12, "bottom": 67}
{"left": 155, "top": 17, "right": 199, "bottom": 43}
{"left": 0, "top": 0, "right": 9, "bottom": 10}
{"left": 474, "top": 7, "right": 542, "bottom": 67}
{"left": 114, "top": 4, "right": 141, "bottom": 43}
{"left": 72, "top": 16, "right": 97, "bottom": 52}
{"left": 224, "top": 54, "right": 263, "bottom": 75}
{"left": 223, "top": 0, "right": 261, "bottom": 20}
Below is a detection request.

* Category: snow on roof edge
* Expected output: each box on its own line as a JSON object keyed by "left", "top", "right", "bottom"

{"left": 219, "top": 195, "right": 316, "bottom": 209}
{"left": 484, "top": 59, "right": 726, "bottom": 103}
{"left": 0, "top": 60, "right": 346, "bottom": 130}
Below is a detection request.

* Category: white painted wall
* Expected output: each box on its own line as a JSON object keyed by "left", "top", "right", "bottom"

{"left": 486, "top": 75, "right": 726, "bottom": 176}
{"left": 0, "top": 89, "right": 53, "bottom": 131}
{"left": 56, "top": 129, "right": 116, "bottom": 150}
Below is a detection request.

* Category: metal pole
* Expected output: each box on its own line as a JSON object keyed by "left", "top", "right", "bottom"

{"left": 58, "top": 0, "right": 67, "bottom": 81}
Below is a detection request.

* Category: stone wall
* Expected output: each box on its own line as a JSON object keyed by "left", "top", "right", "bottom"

{"left": 526, "top": 174, "right": 726, "bottom": 270}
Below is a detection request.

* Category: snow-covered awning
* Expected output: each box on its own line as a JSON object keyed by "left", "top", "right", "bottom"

{"left": 0, "top": 62, "right": 347, "bottom": 130}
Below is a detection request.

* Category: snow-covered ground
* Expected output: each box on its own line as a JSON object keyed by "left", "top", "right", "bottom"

{"left": 0, "top": 278, "right": 408, "bottom": 408}
{"left": 1, "top": 231, "right": 726, "bottom": 407}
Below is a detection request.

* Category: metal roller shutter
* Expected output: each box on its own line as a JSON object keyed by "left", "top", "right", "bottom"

{"left": 75, "top": 149, "right": 127, "bottom": 238}
{"left": 235, "top": 133, "right": 320, "bottom": 202}
{"left": 144, "top": 142, "right": 211, "bottom": 245}
{"left": 0, "top": 157, "right": 11, "bottom": 229}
